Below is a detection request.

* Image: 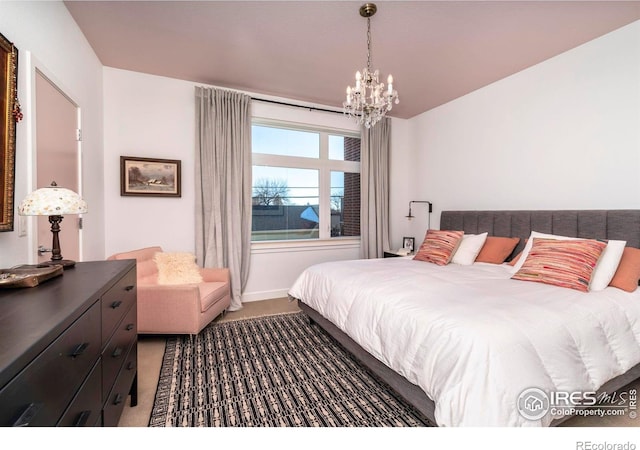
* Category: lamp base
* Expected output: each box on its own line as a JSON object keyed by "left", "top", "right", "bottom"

{"left": 38, "top": 259, "right": 76, "bottom": 270}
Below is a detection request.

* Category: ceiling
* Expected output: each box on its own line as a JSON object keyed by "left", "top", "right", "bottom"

{"left": 64, "top": 1, "right": 640, "bottom": 119}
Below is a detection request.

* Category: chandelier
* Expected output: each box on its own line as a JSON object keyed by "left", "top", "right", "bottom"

{"left": 343, "top": 3, "right": 399, "bottom": 128}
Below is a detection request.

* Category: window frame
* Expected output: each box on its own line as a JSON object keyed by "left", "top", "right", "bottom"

{"left": 251, "top": 118, "right": 361, "bottom": 245}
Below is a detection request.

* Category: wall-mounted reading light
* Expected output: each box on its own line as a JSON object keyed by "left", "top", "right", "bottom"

{"left": 406, "top": 200, "right": 433, "bottom": 229}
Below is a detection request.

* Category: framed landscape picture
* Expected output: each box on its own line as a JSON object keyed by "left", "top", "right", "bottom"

{"left": 120, "top": 156, "right": 181, "bottom": 197}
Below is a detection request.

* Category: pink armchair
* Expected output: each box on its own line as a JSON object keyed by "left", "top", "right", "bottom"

{"left": 107, "top": 246, "right": 231, "bottom": 335}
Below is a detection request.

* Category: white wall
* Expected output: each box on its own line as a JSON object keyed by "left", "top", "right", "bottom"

{"left": 400, "top": 20, "right": 640, "bottom": 236}
{"left": 103, "top": 69, "right": 196, "bottom": 254}
{"left": 388, "top": 117, "right": 417, "bottom": 251}
{"left": 103, "top": 68, "right": 361, "bottom": 301}
{"left": 0, "top": 1, "right": 104, "bottom": 267}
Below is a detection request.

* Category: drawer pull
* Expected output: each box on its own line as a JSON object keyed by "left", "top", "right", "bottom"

{"left": 113, "top": 394, "right": 124, "bottom": 405}
{"left": 12, "top": 403, "right": 41, "bottom": 427}
{"left": 112, "top": 347, "right": 123, "bottom": 358}
{"left": 125, "top": 285, "right": 135, "bottom": 291}
{"left": 70, "top": 342, "right": 89, "bottom": 358}
{"left": 110, "top": 300, "right": 123, "bottom": 309}
{"left": 73, "top": 410, "right": 91, "bottom": 427}
{"left": 126, "top": 361, "right": 135, "bottom": 370}
{"left": 125, "top": 323, "right": 134, "bottom": 331}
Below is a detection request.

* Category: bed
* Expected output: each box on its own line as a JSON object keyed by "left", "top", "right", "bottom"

{"left": 288, "top": 210, "right": 640, "bottom": 427}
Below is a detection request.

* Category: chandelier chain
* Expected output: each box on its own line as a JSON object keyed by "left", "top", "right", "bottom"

{"left": 366, "top": 17, "right": 372, "bottom": 73}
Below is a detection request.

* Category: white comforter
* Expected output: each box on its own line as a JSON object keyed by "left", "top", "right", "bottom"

{"left": 288, "top": 257, "right": 640, "bottom": 426}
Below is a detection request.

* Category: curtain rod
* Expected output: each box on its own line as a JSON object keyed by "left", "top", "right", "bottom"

{"left": 251, "top": 97, "right": 347, "bottom": 116}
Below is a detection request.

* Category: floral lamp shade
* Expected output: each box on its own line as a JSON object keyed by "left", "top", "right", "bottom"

{"left": 18, "top": 182, "right": 88, "bottom": 216}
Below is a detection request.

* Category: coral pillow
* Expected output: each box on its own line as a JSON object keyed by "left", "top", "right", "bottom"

{"left": 414, "top": 230, "right": 464, "bottom": 266}
{"left": 609, "top": 247, "right": 640, "bottom": 292}
{"left": 451, "top": 233, "right": 488, "bottom": 265}
{"left": 511, "top": 238, "right": 606, "bottom": 292}
{"left": 154, "top": 252, "right": 204, "bottom": 285}
{"left": 475, "top": 237, "right": 520, "bottom": 264}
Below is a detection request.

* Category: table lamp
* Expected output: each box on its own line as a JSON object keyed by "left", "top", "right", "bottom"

{"left": 18, "top": 181, "right": 88, "bottom": 269}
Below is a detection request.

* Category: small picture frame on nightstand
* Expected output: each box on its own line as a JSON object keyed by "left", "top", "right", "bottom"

{"left": 403, "top": 237, "right": 415, "bottom": 253}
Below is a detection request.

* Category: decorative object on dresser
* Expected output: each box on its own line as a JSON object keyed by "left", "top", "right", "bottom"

{"left": 0, "top": 260, "right": 137, "bottom": 426}
{"left": 107, "top": 246, "right": 230, "bottom": 335}
{"left": 18, "top": 181, "right": 88, "bottom": 269}
{"left": 0, "top": 264, "right": 63, "bottom": 289}
{"left": 120, "top": 156, "right": 181, "bottom": 197}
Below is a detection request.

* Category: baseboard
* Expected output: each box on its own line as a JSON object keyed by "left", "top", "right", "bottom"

{"left": 241, "top": 289, "right": 290, "bottom": 303}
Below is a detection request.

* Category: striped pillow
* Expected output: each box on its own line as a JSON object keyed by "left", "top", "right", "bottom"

{"left": 414, "top": 230, "right": 464, "bottom": 266}
{"left": 511, "top": 238, "right": 607, "bottom": 292}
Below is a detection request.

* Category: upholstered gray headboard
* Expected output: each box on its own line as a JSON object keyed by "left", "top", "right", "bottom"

{"left": 440, "top": 210, "right": 640, "bottom": 255}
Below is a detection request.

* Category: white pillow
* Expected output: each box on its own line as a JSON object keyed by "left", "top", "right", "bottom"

{"left": 509, "top": 230, "right": 625, "bottom": 291}
{"left": 451, "top": 232, "right": 488, "bottom": 265}
{"left": 590, "top": 239, "right": 626, "bottom": 291}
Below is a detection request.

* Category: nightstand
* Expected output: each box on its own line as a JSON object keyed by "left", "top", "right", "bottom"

{"left": 383, "top": 251, "right": 413, "bottom": 258}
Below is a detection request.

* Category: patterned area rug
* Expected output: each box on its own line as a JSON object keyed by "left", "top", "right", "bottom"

{"left": 149, "top": 311, "right": 432, "bottom": 427}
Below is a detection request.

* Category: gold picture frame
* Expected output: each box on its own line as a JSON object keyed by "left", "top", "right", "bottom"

{"left": 0, "top": 32, "right": 17, "bottom": 232}
{"left": 120, "top": 156, "right": 181, "bottom": 197}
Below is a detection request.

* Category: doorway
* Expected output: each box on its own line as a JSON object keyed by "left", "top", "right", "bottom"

{"left": 35, "top": 71, "right": 81, "bottom": 265}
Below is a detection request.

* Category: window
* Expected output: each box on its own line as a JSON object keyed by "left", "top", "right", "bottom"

{"left": 252, "top": 122, "right": 360, "bottom": 241}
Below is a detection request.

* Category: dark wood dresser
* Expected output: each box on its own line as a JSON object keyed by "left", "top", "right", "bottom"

{"left": 0, "top": 260, "right": 137, "bottom": 427}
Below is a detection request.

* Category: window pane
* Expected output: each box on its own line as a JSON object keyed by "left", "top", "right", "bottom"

{"left": 252, "top": 166, "right": 319, "bottom": 241}
{"left": 329, "top": 135, "right": 361, "bottom": 162}
{"left": 330, "top": 171, "right": 360, "bottom": 237}
{"left": 252, "top": 125, "right": 319, "bottom": 158}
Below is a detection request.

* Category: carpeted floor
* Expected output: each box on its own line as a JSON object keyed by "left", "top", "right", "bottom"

{"left": 148, "top": 311, "right": 433, "bottom": 427}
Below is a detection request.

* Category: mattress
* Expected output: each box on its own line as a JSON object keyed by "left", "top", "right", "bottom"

{"left": 288, "top": 256, "right": 640, "bottom": 426}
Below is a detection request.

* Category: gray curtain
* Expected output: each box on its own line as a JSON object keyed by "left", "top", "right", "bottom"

{"left": 195, "top": 87, "right": 251, "bottom": 311}
{"left": 360, "top": 117, "right": 391, "bottom": 258}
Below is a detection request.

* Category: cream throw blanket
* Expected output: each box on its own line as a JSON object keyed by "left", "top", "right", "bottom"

{"left": 153, "top": 252, "right": 204, "bottom": 285}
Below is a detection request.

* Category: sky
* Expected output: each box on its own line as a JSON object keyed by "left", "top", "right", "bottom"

{"left": 252, "top": 125, "right": 350, "bottom": 206}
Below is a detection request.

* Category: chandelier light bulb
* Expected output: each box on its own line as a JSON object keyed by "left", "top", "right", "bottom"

{"left": 343, "top": 3, "right": 399, "bottom": 129}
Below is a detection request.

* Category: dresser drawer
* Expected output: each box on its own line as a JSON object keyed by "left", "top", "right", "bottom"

{"left": 101, "top": 268, "right": 136, "bottom": 345}
{"left": 102, "top": 343, "right": 137, "bottom": 427}
{"left": 0, "top": 301, "right": 101, "bottom": 426}
{"left": 101, "top": 303, "right": 137, "bottom": 403}
{"left": 57, "top": 360, "right": 102, "bottom": 427}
